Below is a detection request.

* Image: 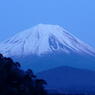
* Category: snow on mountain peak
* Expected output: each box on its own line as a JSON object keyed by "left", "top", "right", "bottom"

{"left": 0, "top": 24, "right": 95, "bottom": 57}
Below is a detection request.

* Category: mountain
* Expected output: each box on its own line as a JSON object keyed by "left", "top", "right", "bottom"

{"left": 0, "top": 24, "right": 95, "bottom": 93}
{"left": 0, "top": 24, "right": 95, "bottom": 57}
{"left": 0, "top": 24, "right": 95, "bottom": 72}
{"left": 38, "top": 66, "right": 95, "bottom": 94}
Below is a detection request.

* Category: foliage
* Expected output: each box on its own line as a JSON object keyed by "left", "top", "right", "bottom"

{"left": 0, "top": 54, "right": 47, "bottom": 95}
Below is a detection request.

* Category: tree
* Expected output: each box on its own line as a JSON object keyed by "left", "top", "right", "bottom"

{"left": 0, "top": 53, "right": 48, "bottom": 95}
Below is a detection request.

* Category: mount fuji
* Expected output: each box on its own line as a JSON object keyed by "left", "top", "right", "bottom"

{"left": 0, "top": 24, "right": 95, "bottom": 93}
{"left": 0, "top": 24, "right": 95, "bottom": 57}
{"left": 0, "top": 24, "right": 95, "bottom": 72}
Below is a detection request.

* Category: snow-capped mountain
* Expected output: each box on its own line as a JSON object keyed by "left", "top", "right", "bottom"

{"left": 0, "top": 24, "right": 95, "bottom": 93}
{"left": 0, "top": 24, "right": 95, "bottom": 57}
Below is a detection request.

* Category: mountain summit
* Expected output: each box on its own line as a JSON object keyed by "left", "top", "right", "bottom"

{"left": 0, "top": 24, "right": 95, "bottom": 57}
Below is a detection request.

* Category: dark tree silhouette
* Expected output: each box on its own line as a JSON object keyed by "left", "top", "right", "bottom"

{"left": 0, "top": 53, "right": 48, "bottom": 95}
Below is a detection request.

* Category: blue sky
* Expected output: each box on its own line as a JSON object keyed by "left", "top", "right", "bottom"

{"left": 0, "top": 0, "right": 95, "bottom": 47}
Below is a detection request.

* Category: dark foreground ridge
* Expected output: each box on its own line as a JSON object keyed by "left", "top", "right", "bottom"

{"left": 0, "top": 53, "right": 47, "bottom": 95}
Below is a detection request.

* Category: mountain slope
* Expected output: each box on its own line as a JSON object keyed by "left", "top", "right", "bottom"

{"left": 37, "top": 66, "right": 95, "bottom": 94}
{"left": 0, "top": 24, "right": 95, "bottom": 57}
